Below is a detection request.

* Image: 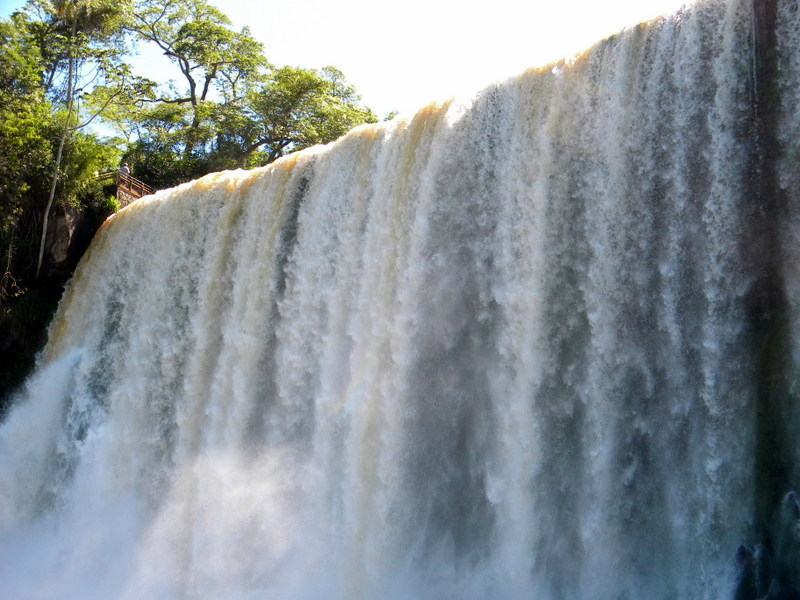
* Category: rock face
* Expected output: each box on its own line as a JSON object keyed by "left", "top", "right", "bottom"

{"left": 116, "top": 188, "right": 138, "bottom": 208}
{"left": 0, "top": 205, "right": 92, "bottom": 411}
{"left": 45, "top": 205, "right": 89, "bottom": 267}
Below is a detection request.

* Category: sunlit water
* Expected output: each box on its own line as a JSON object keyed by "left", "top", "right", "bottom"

{"left": 2, "top": 0, "right": 800, "bottom": 598}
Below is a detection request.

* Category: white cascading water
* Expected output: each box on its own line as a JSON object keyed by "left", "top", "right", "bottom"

{"left": 3, "top": 0, "right": 800, "bottom": 598}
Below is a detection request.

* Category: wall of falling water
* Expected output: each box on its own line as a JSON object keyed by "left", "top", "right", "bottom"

{"left": 2, "top": 0, "right": 800, "bottom": 598}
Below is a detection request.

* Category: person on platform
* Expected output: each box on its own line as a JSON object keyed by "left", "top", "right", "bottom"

{"left": 120, "top": 163, "right": 130, "bottom": 177}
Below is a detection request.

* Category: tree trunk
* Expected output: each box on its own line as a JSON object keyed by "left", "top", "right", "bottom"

{"left": 36, "top": 12, "right": 78, "bottom": 279}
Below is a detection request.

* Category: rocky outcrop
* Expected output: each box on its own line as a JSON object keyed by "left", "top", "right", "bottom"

{"left": 45, "top": 205, "right": 91, "bottom": 268}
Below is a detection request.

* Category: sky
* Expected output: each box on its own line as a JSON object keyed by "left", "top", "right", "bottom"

{"left": 0, "top": 0, "right": 692, "bottom": 118}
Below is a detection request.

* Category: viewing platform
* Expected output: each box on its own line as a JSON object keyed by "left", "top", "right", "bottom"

{"left": 94, "top": 171, "right": 155, "bottom": 209}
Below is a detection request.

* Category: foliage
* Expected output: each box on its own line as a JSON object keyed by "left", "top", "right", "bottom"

{"left": 215, "top": 66, "right": 378, "bottom": 168}
{"left": 123, "top": 137, "right": 211, "bottom": 188}
{"left": 125, "top": 0, "right": 268, "bottom": 158}
{"left": 27, "top": 0, "right": 137, "bottom": 276}
{"left": 0, "top": 14, "right": 54, "bottom": 294}
{"left": 23, "top": 0, "right": 134, "bottom": 102}
{"left": 119, "top": 0, "right": 376, "bottom": 182}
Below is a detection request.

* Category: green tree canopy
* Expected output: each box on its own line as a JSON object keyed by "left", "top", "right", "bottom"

{"left": 0, "top": 14, "right": 53, "bottom": 289}
{"left": 213, "top": 66, "right": 378, "bottom": 169}
{"left": 120, "top": 0, "right": 376, "bottom": 181}
{"left": 126, "top": 0, "right": 268, "bottom": 157}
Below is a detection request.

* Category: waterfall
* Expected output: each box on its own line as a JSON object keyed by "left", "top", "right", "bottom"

{"left": 3, "top": 0, "right": 800, "bottom": 598}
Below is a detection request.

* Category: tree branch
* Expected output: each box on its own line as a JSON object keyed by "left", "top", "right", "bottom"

{"left": 72, "top": 87, "right": 124, "bottom": 130}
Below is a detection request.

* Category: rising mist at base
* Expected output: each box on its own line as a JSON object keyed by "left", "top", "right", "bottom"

{"left": 3, "top": 0, "right": 800, "bottom": 598}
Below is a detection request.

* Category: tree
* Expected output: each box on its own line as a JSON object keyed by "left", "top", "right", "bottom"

{"left": 121, "top": 0, "right": 376, "bottom": 181}
{"left": 127, "top": 0, "right": 267, "bottom": 158}
{"left": 0, "top": 14, "right": 53, "bottom": 299}
{"left": 17, "top": 0, "right": 134, "bottom": 277}
{"left": 212, "top": 66, "right": 377, "bottom": 169}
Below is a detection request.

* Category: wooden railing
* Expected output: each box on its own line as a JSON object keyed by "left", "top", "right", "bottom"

{"left": 94, "top": 170, "right": 155, "bottom": 209}
{"left": 117, "top": 173, "right": 155, "bottom": 206}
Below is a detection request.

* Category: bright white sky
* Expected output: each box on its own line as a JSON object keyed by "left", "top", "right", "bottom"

{"left": 1, "top": 0, "right": 692, "bottom": 118}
